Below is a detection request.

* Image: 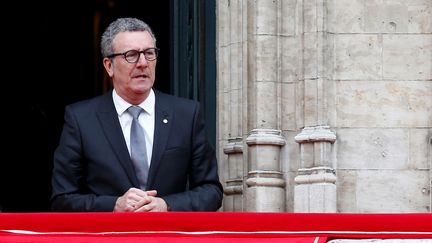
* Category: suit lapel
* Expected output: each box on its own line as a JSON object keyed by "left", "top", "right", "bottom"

{"left": 96, "top": 92, "right": 140, "bottom": 187}
{"left": 147, "top": 92, "right": 173, "bottom": 188}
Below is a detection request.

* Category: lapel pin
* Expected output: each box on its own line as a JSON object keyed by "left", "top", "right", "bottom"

{"left": 163, "top": 119, "right": 168, "bottom": 124}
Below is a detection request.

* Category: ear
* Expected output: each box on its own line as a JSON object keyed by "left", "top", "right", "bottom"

{"left": 102, "top": 57, "right": 114, "bottom": 77}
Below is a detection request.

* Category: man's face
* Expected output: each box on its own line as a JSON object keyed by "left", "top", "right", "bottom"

{"left": 103, "top": 31, "right": 157, "bottom": 103}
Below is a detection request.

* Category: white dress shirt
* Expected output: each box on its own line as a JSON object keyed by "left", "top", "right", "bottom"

{"left": 112, "top": 89, "right": 155, "bottom": 166}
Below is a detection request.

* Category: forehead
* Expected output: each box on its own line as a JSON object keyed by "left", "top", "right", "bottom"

{"left": 113, "top": 31, "right": 155, "bottom": 51}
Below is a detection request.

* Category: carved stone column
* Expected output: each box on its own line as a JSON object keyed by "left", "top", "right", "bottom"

{"left": 216, "top": 0, "right": 247, "bottom": 211}
{"left": 223, "top": 137, "right": 244, "bottom": 211}
{"left": 244, "top": 0, "right": 286, "bottom": 211}
{"left": 294, "top": 125, "right": 336, "bottom": 212}
{"left": 245, "top": 129, "right": 286, "bottom": 211}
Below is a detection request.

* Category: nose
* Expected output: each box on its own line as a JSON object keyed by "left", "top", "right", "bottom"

{"left": 136, "top": 53, "right": 149, "bottom": 66}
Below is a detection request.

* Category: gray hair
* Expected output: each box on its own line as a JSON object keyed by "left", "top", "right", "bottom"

{"left": 100, "top": 17, "right": 156, "bottom": 57}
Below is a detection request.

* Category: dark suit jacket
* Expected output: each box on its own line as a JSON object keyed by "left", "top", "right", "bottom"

{"left": 51, "top": 90, "right": 223, "bottom": 211}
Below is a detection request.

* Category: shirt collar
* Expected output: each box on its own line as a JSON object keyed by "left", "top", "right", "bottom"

{"left": 113, "top": 89, "right": 155, "bottom": 116}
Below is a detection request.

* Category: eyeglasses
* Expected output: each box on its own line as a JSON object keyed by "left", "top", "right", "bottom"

{"left": 107, "top": 48, "right": 159, "bottom": 63}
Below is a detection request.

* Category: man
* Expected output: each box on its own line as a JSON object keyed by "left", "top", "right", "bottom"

{"left": 51, "top": 17, "right": 223, "bottom": 212}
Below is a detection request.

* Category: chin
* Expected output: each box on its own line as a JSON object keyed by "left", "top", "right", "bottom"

{"left": 135, "top": 86, "right": 152, "bottom": 94}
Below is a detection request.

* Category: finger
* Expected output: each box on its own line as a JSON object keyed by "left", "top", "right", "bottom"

{"left": 127, "top": 204, "right": 137, "bottom": 212}
{"left": 146, "top": 190, "right": 157, "bottom": 197}
{"left": 144, "top": 198, "right": 164, "bottom": 212}
{"left": 135, "top": 203, "right": 152, "bottom": 212}
{"left": 133, "top": 189, "right": 150, "bottom": 199}
{"left": 136, "top": 190, "right": 157, "bottom": 204}
{"left": 126, "top": 188, "right": 148, "bottom": 201}
{"left": 127, "top": 187, "right": 144, "bottom": 194}
{"left": 128, "top": 194, "right": 145, "bottom": 202}
{"left": 136, "top": 195, "right": 153, "bottom": 208}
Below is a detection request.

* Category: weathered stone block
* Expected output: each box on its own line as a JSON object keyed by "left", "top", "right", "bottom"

{"left": 336, "top": 128, "right": 409, "bottom": 169}
{"left": 333, "top": 35, "right": 382, "bottom": 80}
{"left": 336, "top": 81, "right": 432, "bottom": 127}
{"left": 383, "top": 35, "right": 432, "bottom": 80}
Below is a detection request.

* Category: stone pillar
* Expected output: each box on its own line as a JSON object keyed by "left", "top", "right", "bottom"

{"left": 293, "top": 0, "right": 338, "bottom": 212}
{"left": 243, "top": 0, "right": 287, "bottom": 212}
{"left": 217, "top": 0, "right": 247, "bottom": 211}
{"left": 246, "top": 129, "right": 286, "bottom": 211}
{"left": 223, "top": 137, "right": 244, "bottom": 211}
{"left": 294, "top": 125, "right": 336, "bottom": 212}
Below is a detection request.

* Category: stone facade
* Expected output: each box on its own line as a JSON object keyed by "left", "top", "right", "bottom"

{"left": 216, "top": 0, "right": 432, "bottom": 212}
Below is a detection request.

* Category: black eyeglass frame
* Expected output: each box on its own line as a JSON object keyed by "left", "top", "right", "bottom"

{"left": 107, "top": 48, "right": 160, "bottom": 63}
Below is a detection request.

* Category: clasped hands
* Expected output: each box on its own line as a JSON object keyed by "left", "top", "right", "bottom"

{"left": 114, "top": 188, "right": 168, "bottom": 212}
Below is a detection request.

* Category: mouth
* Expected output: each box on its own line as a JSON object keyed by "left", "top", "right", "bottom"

{"left": 133, "top": 74, "right": 149, "bottom": 79}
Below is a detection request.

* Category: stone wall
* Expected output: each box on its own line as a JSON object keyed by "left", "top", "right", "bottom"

{"left": 217, "top": 0, "right": 431, "bottom": 212}
{"left": 328, "top": 0, "right": 432, "bottom": 212}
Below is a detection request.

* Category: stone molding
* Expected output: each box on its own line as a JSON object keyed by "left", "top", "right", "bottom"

{"left": 246, "top": 129, "right": 286, "bottom": 146}
{"left": 295, "top": 125, "right": 336, "bottom": 144}
{"left": 223, "top": 137, "right": 243, "bottom": 154}
{"left": 295, "top": 166, "right": 337, "bottom": 184}
{"left": 246, "top": 170, "right": 286, "bottom": 188}
{"left": 224, "top": 179, "right": 243, "bottom": 195}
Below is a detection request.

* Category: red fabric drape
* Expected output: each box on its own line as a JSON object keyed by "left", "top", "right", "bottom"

{"left": 0, "top": 212, "right": 431, "bottom": 242}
